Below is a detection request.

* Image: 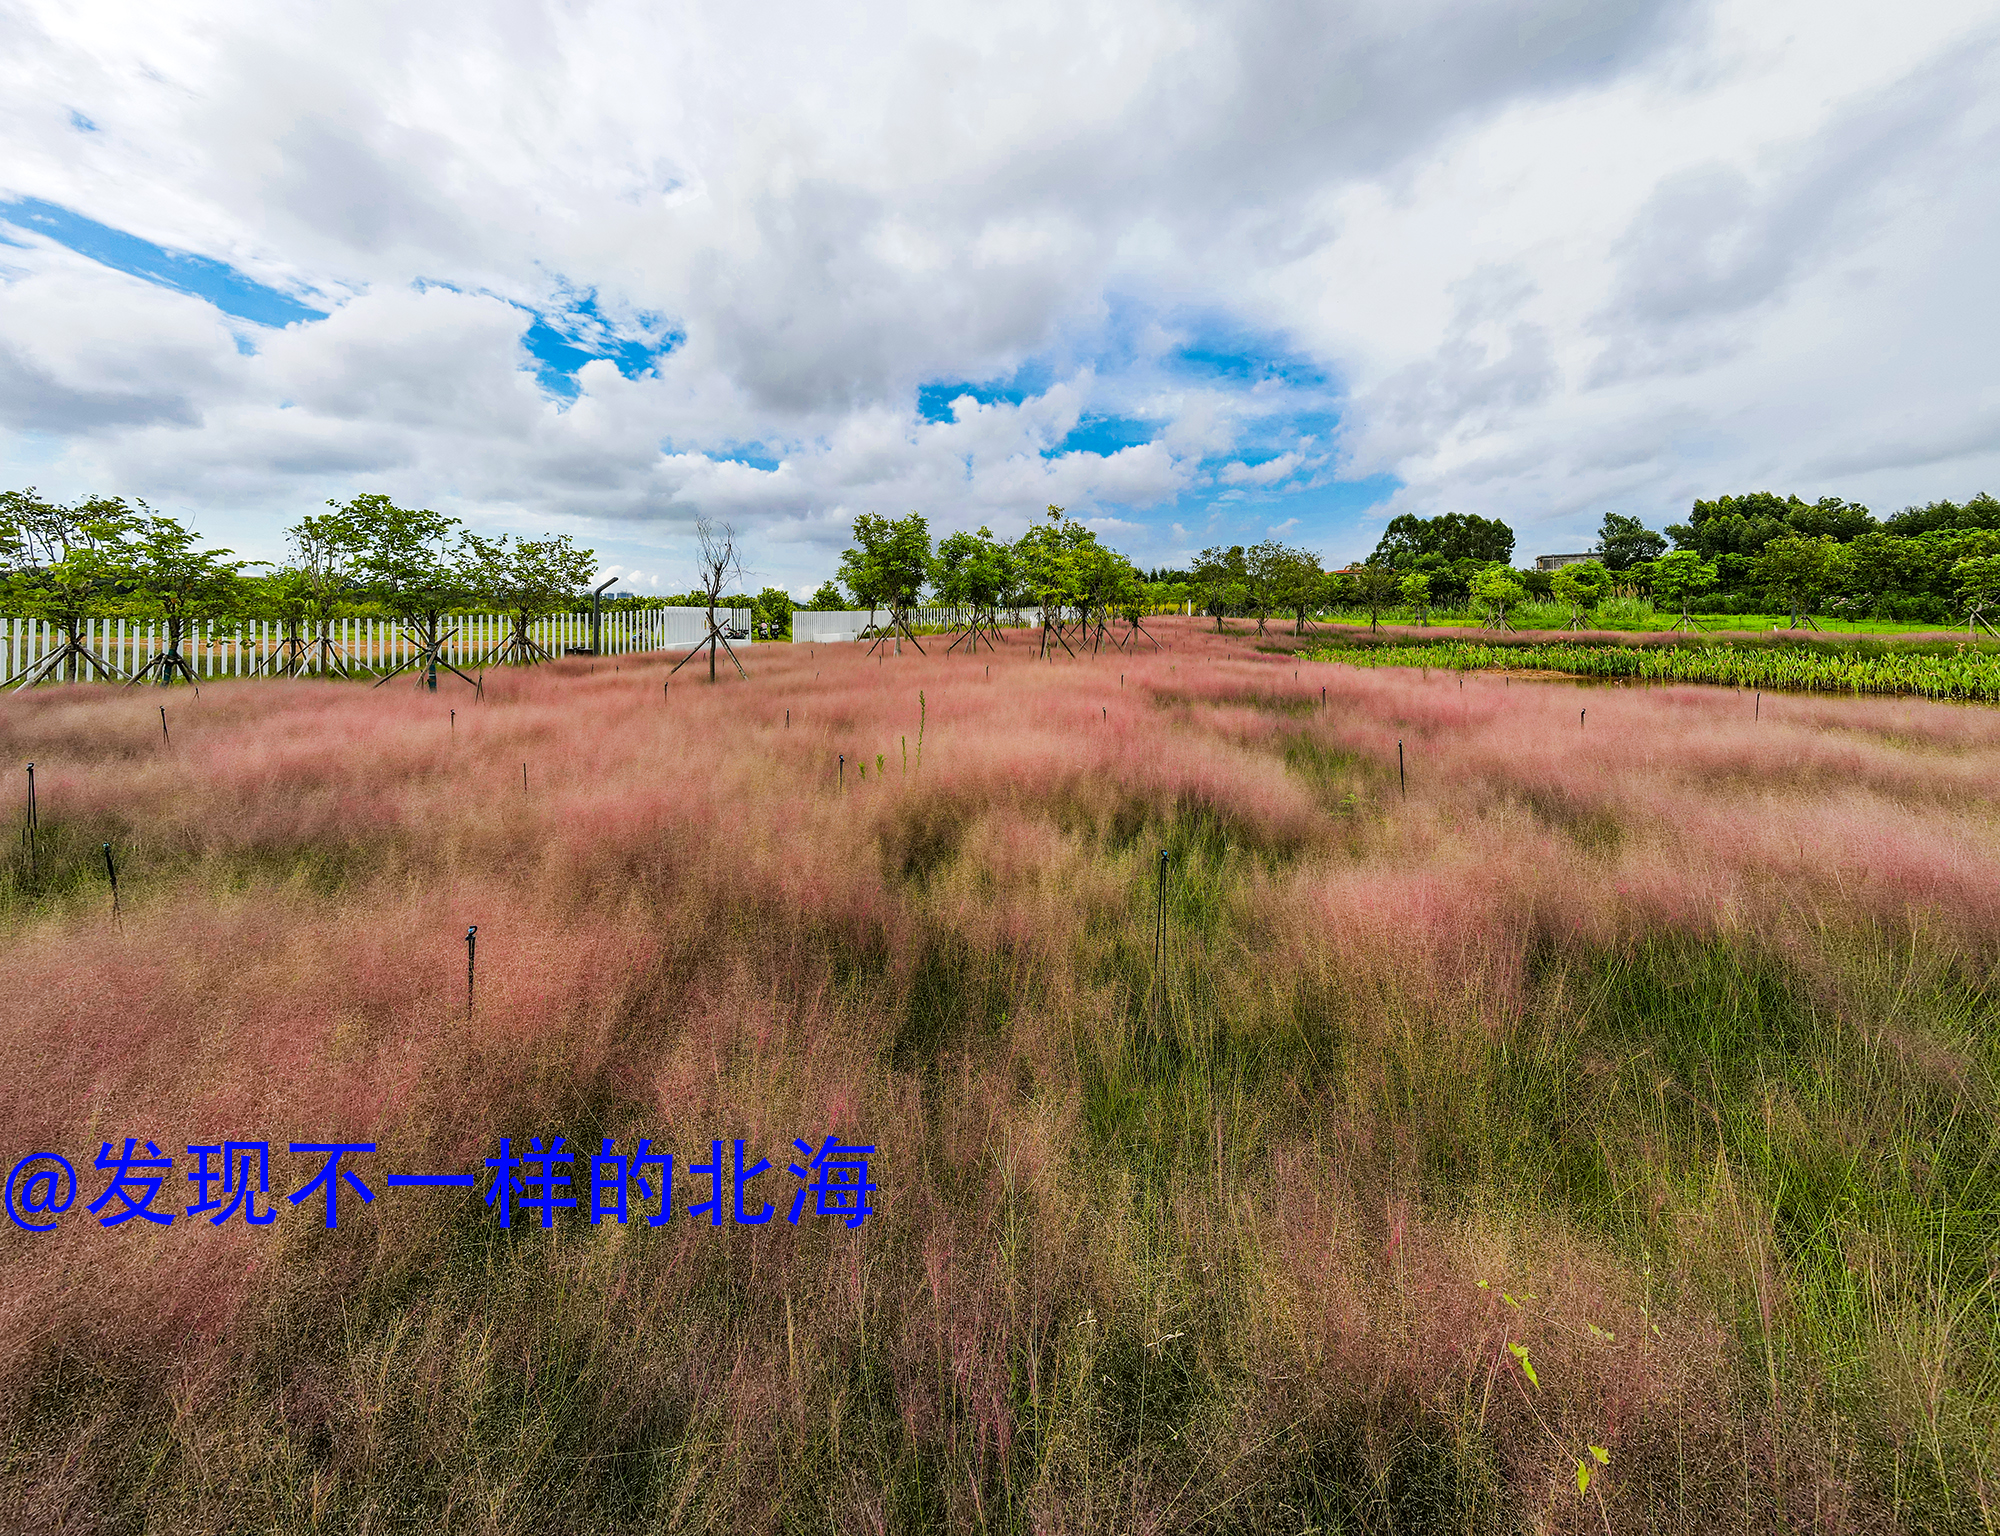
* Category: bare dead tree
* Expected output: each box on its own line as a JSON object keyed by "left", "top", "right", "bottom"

{"left": 669, "top": 517, "right": 749, "bottom": 683}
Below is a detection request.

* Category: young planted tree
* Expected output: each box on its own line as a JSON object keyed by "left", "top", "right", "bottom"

{"left": 1352, "top": 563, "right": 1400, "bottom": 634}
{"left": 933, "top": 526, "right": 1009, "bottom": 654}
{"left": 256, "top": 510, "right": 362, "bottom": 677}
{"left": 1470, "top": 565, "right": 1526, "bottom": 632}
{"left": 126, "top": 511, "right": 247, "bottom": 685}
{"left": 343, "top": 494, "right": 478, "bottom": 691}
{"left": 1397, "top": 570, "right": 1432, "bottom": 628}
{"left": 251, "top": 568, "right": 315, "bottom": 675}
{"left": 840, "top": 511, "right": 932, "bottom": 655}
{"left": 1757, "top": 535, "right": 1837, "bottom": 631}
{"left": 1272, "top": 545, "right": 1325, "bottom": 636}
{"left": 1651, "top": 550, "right": 1718, "bottom": 635}
{"left": 1549, "top": 561, "right": 1608, "bottom": 630}
{"left": 1241, "top": 539, "right": 1291, "bottom": 637}
{"left": 1071, "top": 541, "right": 1134, "bottom": 652}
{"left": 1112, "top": 556, "right": 1160, "bottom": 649}
{"left": 1191, "top": 545, "right": 1248, "bottom": 633}
{"left": 461, "top": 533, "right": 597, "bottom": 666}
{"left": 804, "top": 580, "right": 848, "bottom": 611}
{"left": 1, "top": 489, "right": 138, "bottom": 687}
{"left": 670, "top": 517, "right": 750, "bottom": 682}
{"left": 1018, "top": 508, "right": 1091, "bottom": 657}
{"left": 1952, "top": 555, "right": 2000, "bottom": 638}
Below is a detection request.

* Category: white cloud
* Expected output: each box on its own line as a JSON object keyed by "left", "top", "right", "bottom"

{"left": 0, "top": 0, "right": 1994, "bottom": 584}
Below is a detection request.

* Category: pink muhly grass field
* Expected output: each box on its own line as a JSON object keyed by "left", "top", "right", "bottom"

{"left": 0, "top": 617, "right": 1996, "bottom": 1531}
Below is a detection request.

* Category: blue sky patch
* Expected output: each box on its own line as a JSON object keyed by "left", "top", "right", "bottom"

{"left": 1053, "top": 414, "right": 1156, "bottom": 458}
{"left": 68, "top": 110, "right": 98, "bottom": 133}
{"left": 1170, "top": 320, "right": 1331, "bottom": 391}
{"left": 519, "top": 291, "right": 679, "bottom": 400}
{"left": 0, "top": 196, "right": 326, "bottom": 327}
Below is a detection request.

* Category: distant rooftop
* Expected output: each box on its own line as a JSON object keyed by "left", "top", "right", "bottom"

{"left": 1534, "top": 553, "right": 1597, "bottom": 572}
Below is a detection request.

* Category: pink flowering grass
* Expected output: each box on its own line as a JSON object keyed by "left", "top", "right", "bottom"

{"left": 0, "top": 619, "right": 1996, "bottom": 1530}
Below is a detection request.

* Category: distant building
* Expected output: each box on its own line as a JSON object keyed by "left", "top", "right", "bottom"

{"left": 1534, "top": 552, "right": 1597, "bottom": 572}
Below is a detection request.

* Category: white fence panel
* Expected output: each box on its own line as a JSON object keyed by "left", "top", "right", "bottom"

{"left": 790, "top": 607, "right": 1043, "bottom": 643}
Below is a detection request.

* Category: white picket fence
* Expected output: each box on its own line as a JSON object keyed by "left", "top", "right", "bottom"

{"left": 791, "top": 606, "right": 1045, "bottom": 643}
{"left": 2, "top": 606, "right": 752, "bottom": 685}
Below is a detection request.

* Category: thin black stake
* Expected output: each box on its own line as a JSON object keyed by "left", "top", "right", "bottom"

{"left": 522, "top": 763, "right": 528, "bottom": 794}
{"left": 24, "top": 762, "right": 36, "bottom": 881}
{"left": 102, "top": 842, "right": 120, "bottom": 920}
{"left": 1755, "top": 692, "right": 1761, "bottom": 720}
{"left": 1152, "top": 848, "right": 1169, "bottom": 1018}
{"left": 1581, "top": 708, "right": 1586, "bottom": 730}
{"left": 838, "top": 753, "right": 845, "bottom": 792}
{"left": 466, "top": 925, "right": 477, "bottom": 1016}
{"left": 1398, "top": 741, "right": 1405, "bottom": 798}
{"left": 786, "top": 709, "right": 790, "bottom": 728}
{"left": 159, "top": 706, "right": 170, "bottom": 746}
{"left": 1321, "top": 686, "right": 1326, "bottom": 708}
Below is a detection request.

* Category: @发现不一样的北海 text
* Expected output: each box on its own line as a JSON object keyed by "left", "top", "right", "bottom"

{"left": 4, "top": 1135, "right": 876, "bottom": 1232}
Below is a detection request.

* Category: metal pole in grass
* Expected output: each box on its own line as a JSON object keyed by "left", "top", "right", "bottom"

{"left": 23, "top": 763, "right": 36, "bottom": 881}
{"left": 1398, "top": 741, "right": 1405, "bottom": 798}
{"left": 450, "top": 709, "right": 455, "bottom": 740}
{"left": 1581, "top": 708, "right": 1586, "bottom": 731}
{"left": 522, "top": 763, "right": 528, "bottom": 794}
{"left": 466, "top": 925, "right": 477, "bottom": 1015}
{"left": 159, "top": 706, "right": 169, "bottom": 747}
{"left": 786, "top": 709, "right": 790, "bottom": 728}
{"left": 1756, "top": 692, "right": 1760, "bottom": 720}
{"left": 102, "top": 843, "right": 119, "bottom": 921}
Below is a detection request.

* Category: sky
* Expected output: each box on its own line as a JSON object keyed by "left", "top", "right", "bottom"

{"left": 0, "top": 0, "right": 1995, "bottom": 596}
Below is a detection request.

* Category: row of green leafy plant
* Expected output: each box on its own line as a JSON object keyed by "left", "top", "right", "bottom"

{"left": 1307, "top": 636, "right": 2000, "bottom": 700}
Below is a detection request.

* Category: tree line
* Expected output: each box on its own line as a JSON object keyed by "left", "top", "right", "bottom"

{"left": 0, "top": 489, "right": 608, "bottom": 685}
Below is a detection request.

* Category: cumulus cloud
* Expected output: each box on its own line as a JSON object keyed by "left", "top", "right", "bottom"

{"left": 0, "top": 0, "right": 1994, "bottom": 581}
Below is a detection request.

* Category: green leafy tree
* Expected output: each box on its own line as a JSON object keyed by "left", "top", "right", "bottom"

{"left": 1397, "top": 570, "right": 1432, "bottom": 627}
{"left": 266, "top": 509, "right": 364, "bottom": 676}
{"left": 1369, "top": 512, "right": 1515, "bottom": 568}
{"left": 340, "top": 493, "right": 474, "bottom": 691}
{"left": 755, "top": 585, "right": 794, "bottom": 639}
{"left": 1951, "top": 555, "right": 2000, "bottom": 636}
{"left": 460, "top": 532, "right": 596, "bottom": 665}
{"left": 1469, "top": 565, "right": 1526, "bottom": 631}
{"left": 840, "top": 511, "right": 931, "bottom": 646}
{"left": 1597, "top": 513, "right": 1667, "bottom": 571}
{"left": 1757, "top": 534, "right": 1838, "bottom": 630}
{"left": 1241, "top": 539, "right": 1293, "bottom": 637}
{"left": 1272, "top": 546, "right": 1325, "bottom": 636}
{"left": 1549, "top": 561, "right": 1609, "bottom": 630}
{"left": 251, "top": 568, "right": 315, "bottom": 672}
{"left": 1353, "top": 563, "right": 1401, "bottom": 633}
{"left": 1, "top": 488, "right": 140, "bottom": 685}
{"left": 1651, "top": 549, "right": 1717, "bottom": 634}
{"left": 1190, "top": 544, "right": 1248, "bottom": 632}
{"left": 932, "top": 525, "right": 1013, "bottom": 647}
{"left": 804, "top": 580, "right": 848, "bottom": 611}
{"left": 1016, "top": 507, "right": 1101, "bottom": 654}
{"left": 126, "top": 511, "right": 247, "bottom": 685}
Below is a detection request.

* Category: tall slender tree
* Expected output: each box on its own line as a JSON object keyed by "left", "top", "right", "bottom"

{"left": 126, "top": 511, "right": 247, "bottom": 685}
{"left": 341, "top": 494, "right": 478, "bottom": 691}
{"left": 461, "top": 532, "right": 597, "bottom": 666}
{"left": 1, "top": 489, "right": 139, "bottom": 686}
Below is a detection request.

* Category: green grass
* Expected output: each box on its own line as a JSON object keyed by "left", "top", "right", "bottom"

{"left": 1316, "top": 609, "right": 1979, "bottom": 637}
{"left": 1306, "top": 635, "right": 2000, "bottom": 701}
